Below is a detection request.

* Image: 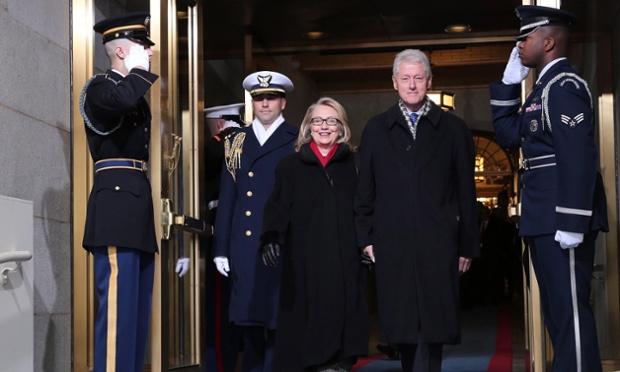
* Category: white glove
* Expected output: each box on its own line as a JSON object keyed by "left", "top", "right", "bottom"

{"left": 213, "top": 256, "right": 230, "bottom": 277}
{"left": 124, "top": 44, "right": 150, "bottom": 72}
{"left": 175, "top": 257, "right": 190, "bottom": 277}
{"left": 555, "top": 230, "right": 584, "bottom": 249}
{"left": 502, "top": 46, "right": 530, "bottom": 85}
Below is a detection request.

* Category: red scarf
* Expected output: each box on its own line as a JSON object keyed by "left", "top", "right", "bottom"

{"left": 310, "top": 142, "right": 338, "bottom": 167}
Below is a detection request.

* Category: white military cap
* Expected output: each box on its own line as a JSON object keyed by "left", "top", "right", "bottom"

{"left": 204, "top": 103, "right": 245, "bottom": 119}
{"left": 242, "top": 71, "right": 294, "bottom": 96}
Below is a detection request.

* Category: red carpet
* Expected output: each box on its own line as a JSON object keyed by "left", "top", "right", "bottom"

{"left": 488, "top": 302, "right": 512, "bottom": 371}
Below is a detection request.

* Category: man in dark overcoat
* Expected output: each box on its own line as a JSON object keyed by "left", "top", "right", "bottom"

{"left": 489, "top": 6, "right": 608, "bottom": 371}
{"left": 212, "top": 71, "right": 298, "bottom": 371}
{"left": 80, "top": 12, "right": 159, "bottom": 372}
{"left": 354, "top": 49, "right": 479, "bottom": 372}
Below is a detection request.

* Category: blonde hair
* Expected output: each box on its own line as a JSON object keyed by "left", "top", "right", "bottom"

{"left": 296, "top": 97, "right": 352, "bottom": 151}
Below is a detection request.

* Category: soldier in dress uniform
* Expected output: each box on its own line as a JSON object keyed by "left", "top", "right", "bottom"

{"left": 489, "top": 6, "right": 608, "bottom": 371}
{"left": 212, "top": 71, "right": 298, "bottom": 371}
{"left": 80, "top": 11, "right": 159, "bottom": 372}
{"left": 175, "top": 103, "right": 245, "bottom": 372}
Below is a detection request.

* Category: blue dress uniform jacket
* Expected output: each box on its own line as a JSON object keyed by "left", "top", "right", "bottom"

{"left": 213, "top": 122, "right": 298, "bottom": 329}
{"left": 490, "top": 59, "right": 608, "bottom": 236}
{"left": 82, "top": 69, "right": 159, "bottom": 253}
{"left": 490, "top": 59, "right": 607, "bottom": 372}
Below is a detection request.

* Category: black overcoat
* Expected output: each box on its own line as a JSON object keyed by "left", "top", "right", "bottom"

{"left": 262, "top": 144, "right": 369, "bottom": 370}
{"left": 355, "top": 102, "right": 479, "bottom": 344}
{"left": 82, "top": 69, "right": 159, "bottom": 253}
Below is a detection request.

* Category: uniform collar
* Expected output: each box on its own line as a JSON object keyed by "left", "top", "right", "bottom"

{"left": 537, "top": 57, "right": 567, "bottom": 84}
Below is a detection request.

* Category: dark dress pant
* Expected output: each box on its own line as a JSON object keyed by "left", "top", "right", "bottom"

{"left": 240, "top": 325, "right": 275, "bottom": 372}
{"left": 397, "top": 342, "right": 442, "bottom": 372}
{"left": 528, "top": 233, "right": 602, "bottom": 372}
{"left": 92, "top": 246, "right": 155, "bottom": 372}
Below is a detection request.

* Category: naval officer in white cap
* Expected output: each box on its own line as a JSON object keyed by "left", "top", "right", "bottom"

{"left": 213, "top": 71, "right": 298, "bottom": 372}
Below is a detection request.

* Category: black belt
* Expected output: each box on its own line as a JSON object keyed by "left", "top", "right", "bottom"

{"left": 521, "top": 154, "right": 555, "bottom": 172}
{"left": 94, "top": 158, "right": 147, "bottom": 173}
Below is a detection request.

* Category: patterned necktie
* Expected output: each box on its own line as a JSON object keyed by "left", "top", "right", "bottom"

{"left": 409, "top": 112, "right": 419, "bottom": 125}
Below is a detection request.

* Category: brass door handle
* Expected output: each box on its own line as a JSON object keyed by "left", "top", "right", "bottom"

{"left": 161, "top": 198, "right": 212, "bottom": 240}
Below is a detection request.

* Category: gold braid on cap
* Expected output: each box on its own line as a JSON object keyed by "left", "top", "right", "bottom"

{"left": 224, "top": 132, "right": 246, "bottom": 181}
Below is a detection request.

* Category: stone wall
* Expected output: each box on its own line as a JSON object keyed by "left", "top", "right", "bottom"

{"left": 0, "top": 0, "right": 72, "bottom": 370}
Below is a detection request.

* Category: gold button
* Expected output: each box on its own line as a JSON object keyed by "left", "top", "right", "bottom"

{"left": 246, "top": 211, "right": 252, "bottom": 216}
{"left": 247, "top": 191, "right": 253, "bottom": 197}
{"left": 246, "top": 230, "right": 252, "bottom": 236}
{"left": 115, "top": 186, "right": 120, "bottom": 191}
{"left": 248, "top": 171, "right": 254, "bottom": 177}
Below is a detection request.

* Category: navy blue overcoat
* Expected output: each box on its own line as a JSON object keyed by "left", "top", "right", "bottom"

{"left": 213, "top": 122, "right": 298, "bottom": 328}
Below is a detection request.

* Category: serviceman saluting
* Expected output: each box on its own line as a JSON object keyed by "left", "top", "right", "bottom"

{"left": 489, "top": 5, "right": 608, "bottom": 371}
{"left": 212, "top": 71, "right": 298, "bottom": 371}
{"left": 81, "top": 12, "right": 159, "bottom": 372}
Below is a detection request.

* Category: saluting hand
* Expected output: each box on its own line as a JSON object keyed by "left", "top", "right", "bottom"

{"left": 502, "top": 45, "right": 530, "bottom": 85}
{"left": 124, "top": 44, "right": 150, "bottom": 72}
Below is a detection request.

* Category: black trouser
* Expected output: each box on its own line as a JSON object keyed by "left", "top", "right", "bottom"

{"left": 397, "top": 342, "right": 442, "bottom": 372}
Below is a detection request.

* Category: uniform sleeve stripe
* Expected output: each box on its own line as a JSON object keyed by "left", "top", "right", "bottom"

{"left": 556, "top": 206, "right": 593, "bottom": 217}
{"left": 490, "top": 98, "right": 521, "bottom": 107}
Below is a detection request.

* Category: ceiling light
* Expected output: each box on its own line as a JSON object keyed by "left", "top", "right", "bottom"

{"left": 445, "top": 23, "right": 471, "bottom": 33}
{"left": 301, "top": 31, "right": 328, "bottom": 40}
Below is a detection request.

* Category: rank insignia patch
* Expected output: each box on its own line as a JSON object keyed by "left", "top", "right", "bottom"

{"left": 530, "top": 119, "right": 538, "bottom": 132}
{"left": 561, "top": 113, "right": 584, "bottom": 128}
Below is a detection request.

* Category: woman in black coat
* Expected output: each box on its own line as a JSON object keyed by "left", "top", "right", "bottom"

{"left": 260, "top": 97, "right": 369, "bottom": 372}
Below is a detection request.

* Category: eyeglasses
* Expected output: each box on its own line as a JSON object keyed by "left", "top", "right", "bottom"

{"left": 310, "top": 117, "right": 341, "bottom": 126}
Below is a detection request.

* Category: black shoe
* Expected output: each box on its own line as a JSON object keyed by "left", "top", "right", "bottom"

{"left": 376, "top": 344, "right": 400, "bottom": 360}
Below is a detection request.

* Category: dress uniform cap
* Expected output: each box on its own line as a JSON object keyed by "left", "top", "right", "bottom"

{"left": 94, "top": 12, "right": 155, "bottom": 46}
{"left": 242, "top": 71, "right": 294, "bottom": 96}
{"left": 204, "top": 103, "right": 245, "bottom": 118}
{"left": 515, "top": 5, "right": 577, "bottom": 41}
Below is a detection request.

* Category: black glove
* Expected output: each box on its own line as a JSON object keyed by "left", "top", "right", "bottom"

{"left": 260, "top": 242, "right": 281, "bottom": 267}
{"left": 361, "top": 251, "right": 374, "bottom": 270}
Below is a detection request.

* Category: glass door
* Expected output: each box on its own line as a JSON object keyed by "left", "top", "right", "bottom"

{"left": 157, "top": 0, "right": 206, "bottom": 369}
